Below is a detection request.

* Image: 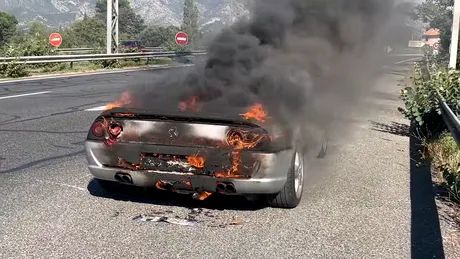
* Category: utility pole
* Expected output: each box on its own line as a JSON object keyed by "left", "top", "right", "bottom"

{"left": 450, "top": 0, "right": 460, "bottom": 68}
{"left": 106, "top": 0, "right": 119, "bottom": 54}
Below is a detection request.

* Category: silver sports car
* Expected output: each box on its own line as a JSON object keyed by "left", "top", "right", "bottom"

{"left": 85, "top": 100, "right": 313, "bottom": 208}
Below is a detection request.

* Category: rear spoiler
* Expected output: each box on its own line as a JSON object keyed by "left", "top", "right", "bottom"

{"left": 100, "top": 107, "right": 267, "bottom": 128}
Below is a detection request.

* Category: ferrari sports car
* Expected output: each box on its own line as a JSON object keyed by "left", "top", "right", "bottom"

{"left": 85, "top": 96, "right": 314, "bottom": 208}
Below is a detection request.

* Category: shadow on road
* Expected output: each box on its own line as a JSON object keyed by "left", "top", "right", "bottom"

{"left": 370, "top": 121, "right": 410, "bottom": 137}
{"left": 87, "top": 178, "right": 267, "bottom": 211}
{"left": 409, "top": 122, "right": 445, "bottom": 259}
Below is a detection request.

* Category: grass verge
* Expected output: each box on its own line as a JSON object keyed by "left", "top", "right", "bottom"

{"left": 423, "top": 131, "right": 460, "bottom": 203}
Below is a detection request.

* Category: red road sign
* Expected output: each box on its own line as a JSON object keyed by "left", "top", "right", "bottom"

{"left": 433, "top": 43, "right": 440, "bottom": 50}
{"left": 175, "top": 31, "right": 188, "bottom": 45}
{"left": 49, "top": 33, "right": 62, "bottom": 47}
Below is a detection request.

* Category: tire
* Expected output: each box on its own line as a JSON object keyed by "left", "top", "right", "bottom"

{"left": 266, "top": 150, "right": 305, "bottom": 208}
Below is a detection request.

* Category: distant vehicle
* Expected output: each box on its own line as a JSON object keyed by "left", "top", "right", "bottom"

{"left": 120, "top": 40, "right": 146, "bottom": 52}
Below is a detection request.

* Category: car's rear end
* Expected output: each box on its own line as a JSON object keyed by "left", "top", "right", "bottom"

{"left": 85, "top": 108, "right": 295, "bottom": 198}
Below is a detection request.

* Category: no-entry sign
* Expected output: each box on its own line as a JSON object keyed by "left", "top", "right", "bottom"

{"left": 175, "top": 31, "right": 188, "bottom": 45}
{"left": 49, "top": 33, "right": 62, "bottom": 47}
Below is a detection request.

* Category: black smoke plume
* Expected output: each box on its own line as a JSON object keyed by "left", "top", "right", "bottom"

{"left": 128, "top": 0, "right": 399, "bottom": 151}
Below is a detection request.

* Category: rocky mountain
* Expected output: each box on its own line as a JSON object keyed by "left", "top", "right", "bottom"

{"left": 0, "top": 0, "right": 95, "bottom": 28}
{"left": 130, "top": 0, "right": 250, "bottom": 31}
{"left": 0, "top": 0, "right": 249, "bottom": 31}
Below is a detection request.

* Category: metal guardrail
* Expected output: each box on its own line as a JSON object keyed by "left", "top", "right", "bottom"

{"left": 423, "top": 58, "right": 460, "bottom": 145}
{"left": 54, "top": 47, "right": 166, "bottom": 54}
{"left": 439, "top": 95, "right": 460, "bottom": 145}
{"left": 0, "top": 50, "right": 207, "bottom": 65}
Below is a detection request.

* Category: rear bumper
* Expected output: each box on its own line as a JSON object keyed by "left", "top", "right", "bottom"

{"left": 85, "top": 141, "right": 294, "bottom": 194}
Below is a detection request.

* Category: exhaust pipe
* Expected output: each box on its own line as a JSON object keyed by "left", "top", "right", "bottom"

{"left": 114, "top": 173, "right": 133, "bottom": 184}
{"left": 215, "top": 182, "right": 236, "bottom": 193}
{"left": 114, "top": 173, "right": 123, "bottom": 182}
{"left": 216, "top": 183, "right": 225, "bottom": 193}
{"left": 225, "top": 183, "right": 236, "bottom": 193}
{"left": 121, "top": 174, "right": 133, "bottom": 184}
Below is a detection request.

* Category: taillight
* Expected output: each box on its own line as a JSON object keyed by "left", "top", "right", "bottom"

{"left": 91, "top": 121, "right": 105, "bottom": 137}
{"left": 108, "top": 122, "right": 122, "bottom": 137}
{"left": 226, "top": 129, "right": 244, "bottom": 147}
{"left": 225, "top": 129, "right": 270, "bottom": 149}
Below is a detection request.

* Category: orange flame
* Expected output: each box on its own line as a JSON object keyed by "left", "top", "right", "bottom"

{"left": 227, "top": 130, "right": 268, "bottom": 150}
{"left": 187, "top": 155, "right": 205, "bottom": 168}
{"left": 179, "top": 96, "right": 201, "bottom": 111}
{"left": 155, "top": 180, "right": 166, "bottom": 190}
{"left": 214, "top": 130, "right": 270, "bottom": 178}
{"left": 240, "top": 103, "right": 269, "bottom": 122}
{"left": 105, "top": 91, "right": 132, "bottom": 110}
{"left": 194, "top": 191, "right": 212, "bottom": 200}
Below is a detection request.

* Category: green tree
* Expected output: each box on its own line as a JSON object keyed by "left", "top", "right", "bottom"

{"left": 0, "top": 11, "right": 18, "bottom": 45}
{"left": 95, "top": 0, "right": 146, "bottom": 39}
{"left": 182, "top": 0, "right": 199, "bottom": 47}
{"left": 61, "top": 17, "right": 106, "bottom": 48}
{"left": 138, "top": 25, "right": 179, "bottom": 47}
{"left": 27, "top": 21, "right": 49, "bottom": 40}
{"left": 413, "top": 0, "right": 454, "bottom": 56}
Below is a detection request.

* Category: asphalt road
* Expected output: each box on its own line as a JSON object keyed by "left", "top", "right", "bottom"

{"left": 0, "top": 55, "right": 436, "bottom": 259}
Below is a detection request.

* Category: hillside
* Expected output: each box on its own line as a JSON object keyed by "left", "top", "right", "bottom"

{"left": 0, "top": 0, "right": 249, "bottom": 31}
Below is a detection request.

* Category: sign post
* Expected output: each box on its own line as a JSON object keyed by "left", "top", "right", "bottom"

{"left": 49, "top": 33, "right": 62, "bottom": 48}
{"left": 175, "top": 31, "right": 189, "bottom": 46}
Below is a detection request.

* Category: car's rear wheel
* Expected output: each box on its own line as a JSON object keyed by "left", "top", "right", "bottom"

{"left": 266, "top": 150, "right": 305, "bottom": 208}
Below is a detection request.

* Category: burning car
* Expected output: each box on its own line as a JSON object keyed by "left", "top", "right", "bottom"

{"left": 85, "top": 92, "right": 312, "bottom": 208}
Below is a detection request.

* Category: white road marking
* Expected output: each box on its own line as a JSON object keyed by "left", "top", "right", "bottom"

{"left": 35, "top": 179, "right": 87, "bottom": 191}
{"left": 0, "top": 91, "right": 51, "bottom": 100}
{"left": 85, "top": 105, "right": 107, "bottom": 111}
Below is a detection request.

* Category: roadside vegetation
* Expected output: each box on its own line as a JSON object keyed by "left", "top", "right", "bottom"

{"left": 401, "top": 60, "right": 460, "bottom": 203}
{"left": 399, "top": 0, "right": 460, "bottom": 204}
{"left": 0, "top": 0, "right": 200, "bottom": 78}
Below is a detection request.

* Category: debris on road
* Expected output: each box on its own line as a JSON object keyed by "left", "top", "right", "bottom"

{"left": 133, "top": 215, "right": 198, "bottom": 226}
{"left": 132, "top": 208, "right": 245, "bottom": 228}
{"left": 230, "top": 216, "right": 243, "bottom": 225}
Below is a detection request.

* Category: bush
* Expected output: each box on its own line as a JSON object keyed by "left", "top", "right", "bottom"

{"left": 399, "top": 59, "right": 460, "bottom": 132}
{"left": 426, "top": 132, "right": 460, "bottom": 203}
{"left": 90, "top": 59, "right": 127, "bottom": 69}
{"left": 403, "top": 57, "right": 460, "bottom": 204}
{"left": 399, "top": 62, "right": 440, "bottom": 126}
{"left": 0, "top": 37, "right": 57, "bottom": 77}
{"left": 0, "top": 59, "right": 29, "bottom": 78}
